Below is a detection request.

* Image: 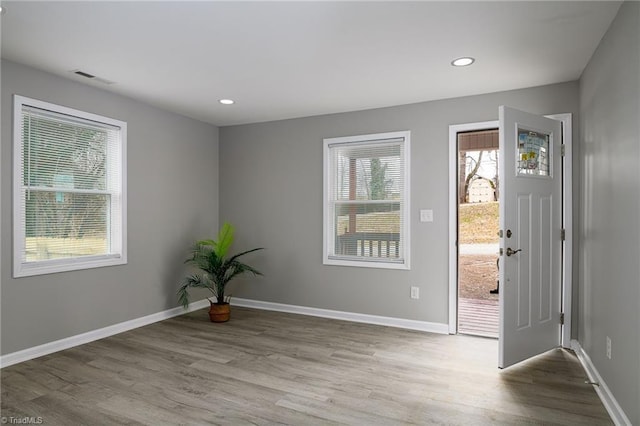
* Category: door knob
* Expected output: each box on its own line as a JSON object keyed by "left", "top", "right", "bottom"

{"left": 506, "top": 247, "right": 522, "bottom": 256}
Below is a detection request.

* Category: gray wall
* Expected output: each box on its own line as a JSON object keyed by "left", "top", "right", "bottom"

{"left": 219, "top": 81, "right": 579, "bottom": 326}
{"left": 1, "top": 60, "right": 220, "bottom": 355}
{"left": 578, "top": 2, "right": 640, "bottom": 424}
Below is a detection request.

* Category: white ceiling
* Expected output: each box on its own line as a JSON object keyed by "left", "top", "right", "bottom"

{"left": 0, "top": 1, "right": 622, "bottom": 127}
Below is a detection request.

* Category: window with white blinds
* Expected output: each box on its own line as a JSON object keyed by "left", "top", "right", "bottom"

{"left": 13, "top": 95, "right": 127, "bottom": 277}
{"left": 323, "top": 131, "right": 410, "bottom": 269}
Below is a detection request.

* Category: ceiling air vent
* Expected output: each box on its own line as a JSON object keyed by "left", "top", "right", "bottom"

{"left": 70, "top": 69, "right": 115, "bottom": 85}
{"left": 74, "top": 70, "right": 95, "bottom": 79}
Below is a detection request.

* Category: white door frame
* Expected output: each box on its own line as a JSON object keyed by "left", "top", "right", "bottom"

{"left": 448, "top": 114, "right": 572, "bottom": 347}
{"left": 448, "top": 120, "right": 498, "bottom": 335}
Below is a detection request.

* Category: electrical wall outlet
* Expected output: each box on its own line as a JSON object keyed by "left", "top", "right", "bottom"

{"left": 419, "top": 209, "right": 433, "bottom": 222}
{"left": 410, "top": 286, "right": 419, "bottom": 299}
{"left": 606, "top": 336, "right": 612, "bottom": 359}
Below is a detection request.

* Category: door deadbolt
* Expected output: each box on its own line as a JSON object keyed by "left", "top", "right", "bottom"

{"left": 506, "top": 230, "right": 512, "bottom": 238}
{"left": 506, "top": 247, "right": 522, "bottom": 256}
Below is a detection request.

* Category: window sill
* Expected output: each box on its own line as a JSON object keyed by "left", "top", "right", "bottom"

{"left": 323, "top": 256, "right": 410, "bottom": 270}
{"left": 14, "top": 254, "right": 127, "bottom": 278}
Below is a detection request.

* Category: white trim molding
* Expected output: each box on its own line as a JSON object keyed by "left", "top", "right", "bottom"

{"left": 545, "top": 113, "right": 573, "bottom": 348}
{"left": 323, "top": 130, "right": 411, "bottom": 270}
{"left": 1, "top": 298, "right": 449, "bottom": 369}
{"left": 448, "top": 120, "right": 499, "bottom": 334}
{"left": 13, "top": 95, "right": 128, "bottom": 278}
{"left": 571, "top": 340, "right": 631, "bottom": 426}
{"left": 0, "top": 299, "right": 209, "bottom": 369}
{"left": 232, "top": 297, "right": 449, "bottom": 334}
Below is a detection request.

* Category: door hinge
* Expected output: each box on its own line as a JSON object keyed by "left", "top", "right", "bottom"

{"left": 561, "top": 144, "right": 566, "bottom": 156}
{"left": 561, "top": 229, "right": 566, "bottom": 241}
{"left": 560, "top": 313, "right": 565, "bottom": 325}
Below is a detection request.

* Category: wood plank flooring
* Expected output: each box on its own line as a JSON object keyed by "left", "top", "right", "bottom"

{"left": 1, "top": 307, "right": 612, "bottom": 425}
{"left": 458, "top": 297, "right": 499, "bottom": 338}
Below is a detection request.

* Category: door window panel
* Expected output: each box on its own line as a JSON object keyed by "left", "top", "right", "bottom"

{"left": 517, "top": 129, "right": 550, "bottom": 177}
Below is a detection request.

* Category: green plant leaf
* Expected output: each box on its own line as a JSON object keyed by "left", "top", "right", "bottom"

{"left": 227, "top": 247, "right": 264, "bottom": 264}
{"left": 177, "top": 283, "right": 191, "bottom": 309}
{"left": 214, "top": 222, "right": 235, "bottom": 257}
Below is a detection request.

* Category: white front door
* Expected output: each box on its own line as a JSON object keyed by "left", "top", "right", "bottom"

{"left": 498, "top": 106, "right": 562, "bottom": 369}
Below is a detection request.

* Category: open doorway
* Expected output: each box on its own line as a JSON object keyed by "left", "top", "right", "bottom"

{"left": 456, "top": 129, "right": 499, "bottom": 337}
{"left": 449, "top": 113, "right": 573, "bottom": 350}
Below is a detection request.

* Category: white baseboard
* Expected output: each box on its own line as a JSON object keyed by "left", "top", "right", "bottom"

{"left": 232, "top": 297, "right": 449, "bottom": 335}
{"left": 0, "top": 299, "right": 210, "bottom": 369}
{"left": 571, "top": 339, "right": 631, "bottom": 426}
{"left": 1, "top": 298, "right": 448, "bottom": 369}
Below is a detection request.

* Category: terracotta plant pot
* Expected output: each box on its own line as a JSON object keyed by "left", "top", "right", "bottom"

{"left": 209, "top": 302, "right": 230, "bottom": 323}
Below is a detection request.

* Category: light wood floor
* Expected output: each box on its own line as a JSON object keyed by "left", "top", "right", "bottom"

{"left": 1, "top": 307, "right": 612, "bottom": 425}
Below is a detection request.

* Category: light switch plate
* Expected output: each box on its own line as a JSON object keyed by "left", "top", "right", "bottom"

{"left": 410, "top": 286, "right": 419, "bottom": 299}
{"left": 420, "top": 209, "right": 433, "bottom": 222}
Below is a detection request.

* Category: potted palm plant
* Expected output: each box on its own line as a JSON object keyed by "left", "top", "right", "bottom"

{"left": 178, "top": 222, "right": 263, "bottom": 322}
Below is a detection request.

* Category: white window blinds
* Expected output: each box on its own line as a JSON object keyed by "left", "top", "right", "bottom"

{"left": 323, "top": 131, "right": 410, "bottom": 269}
{"left": 14, "top": 95, "right": 127, "bottom": 277}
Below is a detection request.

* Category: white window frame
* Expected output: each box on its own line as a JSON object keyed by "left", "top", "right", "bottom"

{"left": 323, "top": 130, "right": 410, "bottom": 270}
{"left": 13, "top": 95, "right": 127, "bottom": 277}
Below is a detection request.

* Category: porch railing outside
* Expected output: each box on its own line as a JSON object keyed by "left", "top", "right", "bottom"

{"left": 336, "top": 232, "right": 400, "bottom": 258}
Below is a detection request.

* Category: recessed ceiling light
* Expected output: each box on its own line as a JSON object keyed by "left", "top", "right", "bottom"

{"left": 219, "top": 99, "right": 235, "bottom": 105}
{"left": 451, "top": 57, "right": 475, "bottom": 67}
